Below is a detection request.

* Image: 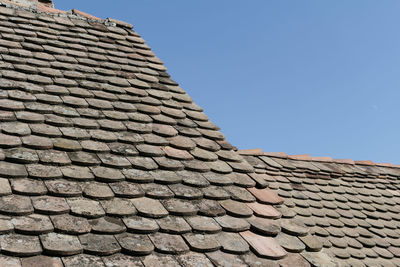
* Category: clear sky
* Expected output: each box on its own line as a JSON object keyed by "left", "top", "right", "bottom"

{"left": 57, "top": 1, "right": 400, "bottom": 164}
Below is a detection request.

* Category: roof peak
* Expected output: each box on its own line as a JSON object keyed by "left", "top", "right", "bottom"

{"left": 0, "top": 0, "right": 133, "bottom": 30}
{"left": 238, "top": 148, "right": 398, "bottom": 168}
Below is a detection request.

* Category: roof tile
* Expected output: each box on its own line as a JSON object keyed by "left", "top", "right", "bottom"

{"left": 149, "top": 233, "right": 189, "bottom": 254}
{"left": 40, "top": 233, "right": 82, "bottom": 256}
{"left": 1, "top": 234, "right": 42, "bottom": 256}
{"left": 240, "top": 231, "right": 287, "bottom": 259}
{"left": 79, "top": 234, "right": 120, "bottom": 256}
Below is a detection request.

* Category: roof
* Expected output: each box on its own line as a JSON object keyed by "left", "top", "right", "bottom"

{"left": 0, "top": 1, "right": 334, "bottom": 266}
{"left": 240, "top": 149, "right": 400, "bottom": 266}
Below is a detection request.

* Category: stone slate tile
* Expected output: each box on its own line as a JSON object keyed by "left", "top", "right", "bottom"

{"left": 131, "top": 197, "right": 168, "bottom": 218}
{"left": 122, "top": 216, "right": 159, "bottom": 234}
{"left": 151, "top": 170, "right": 183, "bottom": 184}
{"left": 40, "top": 233, "right": 83, "bottom": 256}
{"left": 168, "top": 184, "right": 203, "bottom": 200}
{"left": 101, "top": 198, "right": 137, "bottom": 217}
{"left": 20, "top": 256, "right": 63, "bottom": 267}
{"left": 157, "top": 216, "right": 191, "bottom": 234}
{"left": 202, "top": 186, "right": 230, "bottom": 200}
{"left": 280, "top": 218, "right": 309, "bottom": 236}
{"left": 89, "top": 212, "right": 126, "bottom": 233}
{"left": 37, "top": 150, "right": 71, "bottom": 165}
{"left": 185, "top": 216, "right": 222, "bottom": 234}
{"left": 197, "top": 199, "right": 226, "bottom": 217}
{"left": 115, "top": 233, "right": 154, "bottom": 256}
{"left": 141, "top": 253, "right": 180, "bottom": 267}
{"left": 1, "top": 234, "right": 42, "bottom": 256}
{"left": 122, "top": 168, "right": 154, "bottom": 183}
{"left": 10, "top": 178, "right": 47, "bottom": 196}
{"left": 4, "top": 147, "right": 39, "bottom": 164}
{"left": 141, "top": 183, "right": 174, "bottom": 199}
{"left": 83, "top": 182, "right": 114, "bottom": 200}
{"left": 53, "top": 138, "right": 82, "bottom": 152}
{"left": 79, "top": 234, "right": 121, "bottom": 256}
{"left": 183, "top": 233, "right": 221, "bottom": 252}
{"left": 278, "top": 253, "right": 311, "bottom": 267}
{"left": 162, "top": 198, "right": 198, "bottom": 216}
{"left": 0, "top": 133, "right": 21, "bottom": 148}
{"left": 149, "top": 232, "right": 189, "bottom": 254}
{"left": 0, "top": 195, "right": 33, "bottom": 215}
{"left": 176, "top": 252, "right": 214, "bottom": 267}
{"left": 21, "top": 135, "right": 53, "bottom": 149}
{"left": 0, "top": 178, "right": 12, "bottom": 196}
{"left": 31, "top": 196, "right": 70, "bottom": 215}
{"left": 62, "top": 254, "right": 105, "bottom": 267}
{"left": 219, "top": 199, "right": 253, "bottom": 217}
{"left": 275, "top": 232, "right": 306, "bottom": 253}
{"left": 61, "top": 166, "right": 94, "bottom": 181}
{"left": 81, "top": 140, "right": 110, "bottom": 153}
{"left": 216, "top": 232, "right": 249, "bottom": 254}
{"left": 102, "top": 254, "right": 144, "bottom": 267}
{"left": 248, "top": 216, "right": 281, "bottom": 236}
{"left": 44, "top": 180, "right": 82, "bottom": 197}
{"left": 67, "top": 198, "right": 105, "bottom": 218}
{"left": 206, "top": 250, "right": 247, "bottom": 267}
{"left": 12, "top": 214, "right": 53, "bottom": 235}
{"left": 215, "top": 215, "right": 250, "bottom": 232}
{"left": 68, "top": 151, "right": 101, "bottom": 166}
{"left": 51, "top": 214, "right": 91, "bottom": 235}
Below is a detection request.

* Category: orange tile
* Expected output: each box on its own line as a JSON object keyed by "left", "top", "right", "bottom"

{"left": 240, "top": 231, "right": 287, "bottom": 259}
{"left": 72, "top": 9, "right": 101, "bottom": 20}
{"left": 288, "top": 154, "right": 311, "bottom": 160}
{"left": 248, "top": 187, "right": 284, "bottom": 205}
{"left": 263, "top": 152, "right": 287, "bottom": 158}
{"left": 237, "top": 148, "right": 264, "bottom": 156}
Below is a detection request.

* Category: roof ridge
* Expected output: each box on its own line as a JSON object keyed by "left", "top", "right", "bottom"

{"left": 0, "top": 0, "right": 133, "bottom": 30}
{"left": 238, "top": 148, "right": 399, "bottom": 168}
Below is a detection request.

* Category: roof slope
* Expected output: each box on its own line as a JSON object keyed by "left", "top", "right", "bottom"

{"left": 240, "top": 150, "right": 400, "bottom": 267}
{"left": 0, "top": 2, "right": 331, "bottom": 267}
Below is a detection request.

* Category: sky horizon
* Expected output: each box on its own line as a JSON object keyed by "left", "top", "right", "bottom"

{"left": 57, "top": 1, "right": 400, "bottom": 164}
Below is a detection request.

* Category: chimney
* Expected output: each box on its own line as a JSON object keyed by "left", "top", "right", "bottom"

{"left": 7, "top": 0, "right": 54, "bottom": 8}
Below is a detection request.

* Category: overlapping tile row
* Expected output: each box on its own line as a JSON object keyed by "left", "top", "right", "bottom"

{"left": 0, "top": 3, "right": 327, "bottom": 266}
{"left": 241, "top": 151, "right": 400, "bottom": 267}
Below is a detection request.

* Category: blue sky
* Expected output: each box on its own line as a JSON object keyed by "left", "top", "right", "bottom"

{"left": 57, "top": 1, "right": 400, "bottom": 164}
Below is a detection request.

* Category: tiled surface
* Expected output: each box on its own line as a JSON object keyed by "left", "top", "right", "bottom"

{"left": 242, "top": 151, "right": 400, "bottom": 267}
{"left": 0, "top": 2, "right": 329, "bottom": 266}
